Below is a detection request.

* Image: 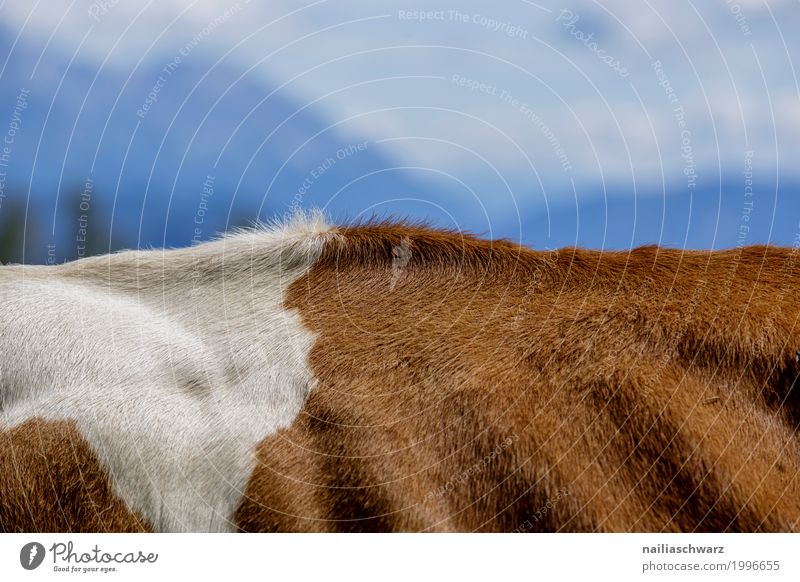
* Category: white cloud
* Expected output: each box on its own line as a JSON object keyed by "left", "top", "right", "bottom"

{"left": 2, "top": 0, "right": 799, "bottom": 194}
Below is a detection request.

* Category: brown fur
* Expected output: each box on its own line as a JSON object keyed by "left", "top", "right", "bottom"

{"left": 236, "top": 223, "right": 800, "bottom": 532}
{"left": 4, "top": 222, "right": 800, "bottom": 533}
{"left": 0, "top": 419, "right": 150, "bottom": 532}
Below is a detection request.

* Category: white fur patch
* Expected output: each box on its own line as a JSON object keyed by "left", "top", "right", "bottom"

{"left": 0, "top": 210, "right": 333, "bottom": 532}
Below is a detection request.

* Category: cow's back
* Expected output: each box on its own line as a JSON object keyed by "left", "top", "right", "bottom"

{"left": 3, "top": 217, "right": 800, "bottom": 532}
{"left": 237, "top": 228, "right": 800, "bottom": 532}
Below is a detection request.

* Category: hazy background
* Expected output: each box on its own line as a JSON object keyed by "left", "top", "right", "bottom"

{"left": 1, "top": 0, "right": 798, "bottom": 264}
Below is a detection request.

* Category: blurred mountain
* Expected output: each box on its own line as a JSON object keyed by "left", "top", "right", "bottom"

{"left": 1, "top": 23, "right": 799, "bottom": 263}
{"left": 517, "top": 179, "right": 800, "bottom": 251}
{"left": 0, "top": 23, "right": 431, "bottom": 262}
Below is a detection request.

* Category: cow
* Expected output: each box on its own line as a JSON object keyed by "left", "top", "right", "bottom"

{"left": 2, "top": 210, "right": 800, "bottom": 532}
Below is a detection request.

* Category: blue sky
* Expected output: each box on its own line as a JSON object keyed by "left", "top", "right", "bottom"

{"left": 1, "top": 0, "right": 799, "bottom": 258}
